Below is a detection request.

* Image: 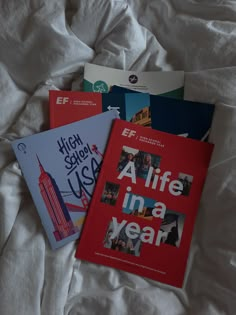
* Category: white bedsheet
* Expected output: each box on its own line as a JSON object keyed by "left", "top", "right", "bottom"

{"left": 1, "top": 1, "right": 236, "bottom": 314}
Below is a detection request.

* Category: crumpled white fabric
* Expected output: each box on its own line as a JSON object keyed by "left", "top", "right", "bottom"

{"left": 0, "top": 1, "right": 236, "bottom": 314}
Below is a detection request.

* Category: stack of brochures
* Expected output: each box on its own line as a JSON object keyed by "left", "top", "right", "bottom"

{"left": 11, "top": 63, "right": 215, "bottom": 287}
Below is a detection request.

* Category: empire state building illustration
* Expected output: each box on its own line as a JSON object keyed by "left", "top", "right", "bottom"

{"left": 37, "top": 156, "right": 76, "bottom": 241}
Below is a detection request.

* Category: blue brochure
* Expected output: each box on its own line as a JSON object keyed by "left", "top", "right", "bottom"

{"left": 105, "top": 92, "right": 215, "bottom": 141}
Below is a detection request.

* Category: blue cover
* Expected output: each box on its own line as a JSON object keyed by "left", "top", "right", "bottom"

{"left": 11, "top": 110, "right": 119, "bottom": 249}
{"left": 104, "top": 92, "right": 215, "bottom": 141}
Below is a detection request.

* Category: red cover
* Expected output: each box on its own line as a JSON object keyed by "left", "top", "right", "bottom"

{"left": 75, "top": 119, "right": 214, "bottom": 287}
{"left": 49, "top": 90, "right": 102, "bottom": 128}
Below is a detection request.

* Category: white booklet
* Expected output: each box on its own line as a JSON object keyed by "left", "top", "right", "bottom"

{"left": 83, "top": 63, "right": 184, "bottom": 98}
